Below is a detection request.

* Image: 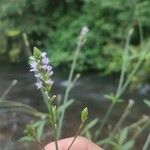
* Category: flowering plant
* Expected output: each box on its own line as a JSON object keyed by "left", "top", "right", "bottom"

{"left": 25, "top": 26, "right": 89, "bottom": 150}
{"left": 29, "top": 49, "right": 54, "bottom": 90}
{"left": 0, "top": 25, "right": 149, "bottom": 150}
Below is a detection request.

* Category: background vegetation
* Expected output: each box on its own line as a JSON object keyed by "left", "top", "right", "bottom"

{"left": 0, "top": 1, "right": 150, "bottom": 149}
{"left": 0, "top": 0, "right": 150, "bottom": 82}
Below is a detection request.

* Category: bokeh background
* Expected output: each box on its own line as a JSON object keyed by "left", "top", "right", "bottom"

{"left": 0, "top": 0, "right": 150, "bottom": 149}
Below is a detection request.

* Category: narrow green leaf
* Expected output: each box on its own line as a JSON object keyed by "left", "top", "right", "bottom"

{"left": 57, "top": 99, "right": 74, "bottom": 115}
{"left": 122, "top": 140, "right": 134, "bottom": 150}
{"left": 81, "top": 118, "right": 98, "bottom": 135}
{"left": 85, "top": 130, "right": 92, "bottom": 140}
{"left": 144, "top": 99, "right": 150, "bottom": 107}
{"left": 36, "top": 121, "right": 46, "bottom": 140}
{"left": 19, "top": 136, "right": 33, "bottom": 142}
{"left": 119, "top": 127, "right": 128, "bottom": 145}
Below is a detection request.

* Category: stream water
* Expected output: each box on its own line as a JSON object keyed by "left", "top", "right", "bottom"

{"left": 0, "top": 63, "right": 149, "bottom": 150}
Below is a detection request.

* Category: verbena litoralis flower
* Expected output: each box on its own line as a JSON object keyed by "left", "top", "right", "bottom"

{"left": 29, "top": 47, "right": 53, "bottom": 91}
{"left": 80, "top": 26, "right": 89, "bottom": 37}
{"left": 78, "top": 26, "right": 89, "bottom": 47}
{"left": 29, "top": 47, "right": 59, "bottom": 150}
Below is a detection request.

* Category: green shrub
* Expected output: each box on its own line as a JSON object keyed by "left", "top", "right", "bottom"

{"left": 0, "top": 0, "right": 150, "bottom": 79}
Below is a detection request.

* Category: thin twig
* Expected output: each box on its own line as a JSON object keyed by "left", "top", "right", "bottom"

{"left": 116, "top": 28, "right": 133, "bottom": 97}
{"left": 130, "top": 120, "right": 150, "bottom": 141}
{"left": 33, "top": 134, "right": 46, "bottom": 150}
{"left": 67, "top": 122, "right": 84, "bottom": 150}
{"left": 0, "top": 80, "right": 17, "bottom": 101}
{"left": 98, "top": 102, "right": 115, "bottom": 136}
{"left": 57, "top": 28, "right": 88, "bottom": 139}
{"left": 111, "top": 99, "right": 134, "bottom": 134}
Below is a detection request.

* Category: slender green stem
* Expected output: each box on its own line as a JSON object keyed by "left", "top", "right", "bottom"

{"left": 70, "top": 74, "right": 80, "bottom": 90}
{"left": 22, "top": 33, "right": 32, "bottom": 56}
{"left": 100, "top": 4, "right": 146, "bottom": 143}
{"left": 98, "top": 102, "right": 115, "bottom": 136}
{"left": 143, "top": 133, "right": 150, "bottom": 150}
{"left": 111, "top": 100, "right": 134, "bottom": 134}
{"left": 67, "top": 122, "right": 84, "bottom": 150}
{"left": 103, "top": 100, "right": 134, "bottom": 149}
{"left": 128, "top": 116, "right": 149, "bottom": 130}
{"left": 0, "top": 80, "right": 17, "bottom": 101}
{"left": 119, "top": 41, "right": 150, "bottom": 96}
{"left": 33, "top": 134, "right": 46, "bottom": 150}
{"left": 130, "top": 120, "right": 150, "bottom": 141}
{"left": 0, "top": 100, "right": 45, "bottom": 118}
{"left": 97, "top": 28, "right": 133, "bottom": 138}
{"left": 48, "top": 100, "right": 59, "bottom": 150}
{"left": 137, "top": 19, "right": 144, "bottom": 49}
{"left": 116, "top": 29, "right": 132, "bottom": 97}
{"left": 41, "top": 88, "right": 51, "bottom": 111}
{"left": 116, "top": 0, "right": 145, "bottom": 97}
{"left": 57, "top": 36, "right": 83, "bottom": 139}
{"left": 132, "top": 0, "right": 144, "bottom": 48}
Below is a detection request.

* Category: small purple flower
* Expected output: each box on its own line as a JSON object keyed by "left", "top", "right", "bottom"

{"left": 42, "top": 65, "right": 52, "bottom": 72}
{"left": 35, "top": 82, "right": 42, "bottom": 89}
{"left": 34, "top": 74, "right": 41, "bottom": 78}
{"left": 30, "top": 68, "right": 37, "bottom": 72}
{"left": 30, "top": 61, "right": 37, "bottom": 72}
{"left": 42, "top": 65, "right": 48, "bottom": 70}
{"left": 30, "top": 61, "right": 37, "bottom": 68}
{"left": 48, "top": 71, "right": 53, "bottom": 76}
{"left": 42, "top": 57, "right": 49, "bottom": 65}
{"left": 47, "top": 66, "right": 52, "bottom": 72}
{"left": 46, "top": 79, "right": 54, "bottom": 85}
{"left": 29, "top": 49, "right": 54, "bottom": 90}
{"left": 41, "top": 52, "right": 47, "bottom": 57}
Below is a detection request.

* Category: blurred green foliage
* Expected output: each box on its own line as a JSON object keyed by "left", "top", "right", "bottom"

{"left": 0, "top": 0, "right": 150, "bottom": 80}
